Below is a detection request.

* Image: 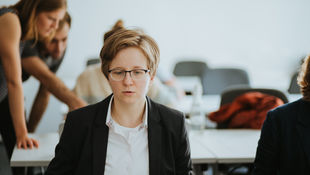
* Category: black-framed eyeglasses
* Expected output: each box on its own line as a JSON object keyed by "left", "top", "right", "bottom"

{"left": 108, "top": 69, "right": 150, "bottom": 81}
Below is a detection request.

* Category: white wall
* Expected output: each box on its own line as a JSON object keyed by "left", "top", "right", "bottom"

{"left": 65, "top": 0, "right": 310, "bottom": 88}
{"left": 1, "top": 0, "right": 309, "bottom": 132}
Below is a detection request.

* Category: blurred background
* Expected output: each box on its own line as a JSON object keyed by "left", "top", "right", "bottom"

{"left": 1, "top": 0, "right": 309, "bottom": 132}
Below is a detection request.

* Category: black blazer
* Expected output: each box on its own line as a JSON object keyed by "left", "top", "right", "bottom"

{"left": 45, "top": 95, "right": 193, "bottom": 175}
{"left": 253, "top": 99, "right": 310, "bottom": 175}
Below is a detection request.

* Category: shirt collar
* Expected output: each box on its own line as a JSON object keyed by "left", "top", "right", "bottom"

{"left": 105, "top": 95, "right": 148, "bottom": 129}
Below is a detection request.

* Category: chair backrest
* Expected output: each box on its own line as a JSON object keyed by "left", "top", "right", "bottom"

{"left": 202, "top": 68, "right": 250, "bottom": 95}
{"left": 216, "top": 87, "right": 288, "bottom": 129}
{"left": 220, "top": 87, "right": 289, "bottom": 106}
{"left": 86, "top": 58, "right": 101, "bottom": 66}
{"left": 173, "top": 61, "right": 208, "bottom": 77}
{"left": 288, "top": 72, "right": 300, "bottom": 94}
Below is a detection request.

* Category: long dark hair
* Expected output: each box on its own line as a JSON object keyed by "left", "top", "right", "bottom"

{"left": 11, "top": 0, "right": 67, "bottom": 41}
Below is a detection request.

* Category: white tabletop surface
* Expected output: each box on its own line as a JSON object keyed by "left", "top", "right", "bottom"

{"left": 189, "top": 131, "right": 217, "bottom": 164}
{"left": 10, "top": 130, "right": 261, "bottom": 167}
{"left": 196, "top": 129, "right": 261, "bottom": 163}
{"left": 11, "top": 133, "right": 59, "bottom": 167}
{"left": 10, "top": 131, "right": 218, "bottom": 167}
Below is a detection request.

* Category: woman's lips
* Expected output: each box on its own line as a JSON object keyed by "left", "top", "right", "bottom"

{"left": 122, "top": 91, "right": 135, "bottom": 95}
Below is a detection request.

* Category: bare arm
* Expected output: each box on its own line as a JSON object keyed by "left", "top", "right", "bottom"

{"left": 0, "top": 13, "right": 38, "bottom": 149}
{"left": 27, "top": 84, "right": 50, "bottom": 132}
{"left": 21, "top": 56, "right": 87, "bottom": 110}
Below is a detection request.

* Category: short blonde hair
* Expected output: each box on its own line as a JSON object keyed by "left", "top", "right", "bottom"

{"left": 100, "top": 27, "right": 160, "bottom": 79}
{"left": 297, "top": 55, "right": 310, "bottom": 101}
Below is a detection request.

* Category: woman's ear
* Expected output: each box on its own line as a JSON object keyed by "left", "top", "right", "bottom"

{"left": 148, "top": 75, "right": 154, "bottom": 86}
{"left": 149, "top": 71, "right": 156, "bottom": 85}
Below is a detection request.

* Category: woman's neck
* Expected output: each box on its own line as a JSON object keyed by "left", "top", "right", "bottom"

{"left": 111, "top": 98, "right": 146, "bottom": 128}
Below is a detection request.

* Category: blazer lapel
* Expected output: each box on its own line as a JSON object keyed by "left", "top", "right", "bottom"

{"left": 147, "top": 97, "right": 162, "bottom": 175}
{"left": 92, "top": 95, "right": 112, "bottom": 175}
{"left": 296, "top": 99, "right": 310, "bottom": 167}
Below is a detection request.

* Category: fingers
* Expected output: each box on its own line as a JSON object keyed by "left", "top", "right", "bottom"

{"left": 32, "top": 138, "right": 39, "bottom": 148}
{"left": 17, "top": 139, "right": 27, "bottom": 149}
{"left": 17, "top": 141, "right": 22, "bottom": 149}
{"left": 26, "top": 139, "right": 33, "bottom": 149}
{"left": 16, "top": 138, "right": 39, "bottom": 149}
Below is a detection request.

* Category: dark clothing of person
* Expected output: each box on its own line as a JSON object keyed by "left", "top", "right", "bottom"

{"left": 0, "top": 7, "right": 25, "bottom": 159}
{"left": 253, "top": 99, "right": 310, "bottom": 175}
{"left": 0, "top": 96, "right": 16, "bottom": 158}
{"left": 21, "top": 40, "right": 64, "bottom": 82}
{"left": 45, "top": 95, "right": 193, "bottom": 175}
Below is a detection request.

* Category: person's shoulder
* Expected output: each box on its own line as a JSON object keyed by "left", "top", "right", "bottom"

{"left": 154, "top": 100, "right": 183, "bottom": 116}
{"left": 267, "top": 98, "right": 302, "bottom": 121}
{"left": 150, "top": 99, "right": 185, "bottom": 124}
{"left": 270, "top": 99, "right": 301, "bottom": 113}
{"left": 0, "top": 8, "right": 19, "bottom": 27}
{"left": 0, "top": 9, "right": 21, "bottom": 39}
{"left": 0, "top": 8, "right": 18, "bottom": 20}
{"left": 149, "top": 99, "right": 187, "bottom": 138}
{"left": 0, "top": 8, "right": 16, "bottom": 15}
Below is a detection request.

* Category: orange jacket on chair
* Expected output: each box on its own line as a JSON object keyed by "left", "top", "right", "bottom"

{"left": 208, "top": 92, "right": 284, "bottom": 129}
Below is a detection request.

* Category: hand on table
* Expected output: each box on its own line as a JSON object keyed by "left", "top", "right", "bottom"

{"left": 16, "top": 134, "right": 39, "bottom": 149}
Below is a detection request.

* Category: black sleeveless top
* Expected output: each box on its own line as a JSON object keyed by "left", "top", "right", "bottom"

{"left": 0, "top": 8, "right": 25, "bottom": 102}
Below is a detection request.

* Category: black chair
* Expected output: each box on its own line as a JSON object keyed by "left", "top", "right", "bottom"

{"left": 202, "top": 68, "right": 250, "bottom": 95}
{"left": 221, "top": 87, "right": 289, "bottom": 106}
{"left": 173, "top": 60, "right": 208, "bottom": 77}
{"left": 217, "top": 86, "right": 288, "bottom": 130}
{"left": 288, "top": 72, "right": 300, "bottom": 94}
{"left": 86, "top": 58, "right": 100, "bottom": 66}
{"left": 173, "top": 61, "right": 208, "bottom": 95}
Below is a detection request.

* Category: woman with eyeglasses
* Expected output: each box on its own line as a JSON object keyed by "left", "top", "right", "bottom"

{"left": 45, "top": 20, "right": 193, "bottom": 175}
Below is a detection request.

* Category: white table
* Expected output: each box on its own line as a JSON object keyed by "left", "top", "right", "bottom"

{"left": 10, "top": 133, "right": 59, "bottom": 167}
{"left": 189, "top": 131, "right": 217, "bottom": 164}
{"left": 189, "top": 129, "right": 261, "bottom": 175}
{"left": 193, "top": 129, "right": 261, "bottom": 163}
{"left": 10, "top": 130, "right": 261, "bottom": 175}
{"left": 9, "top": 132, "right": 217, "bottom": 166}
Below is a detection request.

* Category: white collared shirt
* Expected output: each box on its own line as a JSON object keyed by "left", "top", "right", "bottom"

{"left": 104, "top": 96, "right": 149, "bottom": 175}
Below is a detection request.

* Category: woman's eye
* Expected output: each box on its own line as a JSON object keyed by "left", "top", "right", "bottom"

{"left": 133, "top": 71, "right": 142, "bottom": 75}
{"left": 114, "top": 71, "right": 123, "bottom": 75}
{"left": 48, "top": 16, "right": 56, "bottom": 22}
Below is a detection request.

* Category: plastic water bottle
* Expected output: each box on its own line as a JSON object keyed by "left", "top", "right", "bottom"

{"left": 189, "top": 83, "right": 205, "bottom": 131}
